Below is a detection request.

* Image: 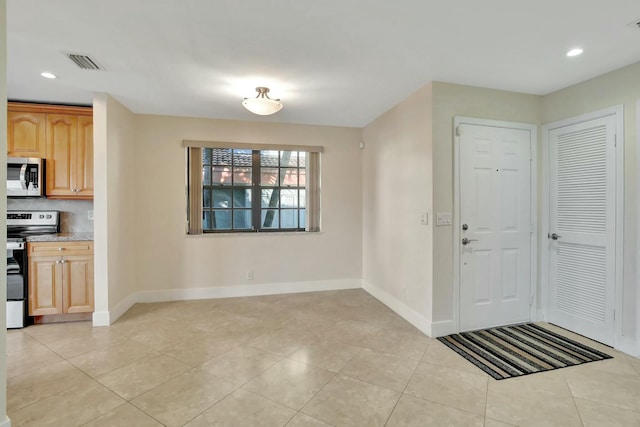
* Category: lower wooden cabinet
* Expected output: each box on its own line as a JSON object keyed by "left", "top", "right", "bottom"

{"left": 28, "top": 241, "right": 94, "bottom": 316}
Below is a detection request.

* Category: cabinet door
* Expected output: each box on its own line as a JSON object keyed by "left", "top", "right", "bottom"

{"left": 7, "top": 112, "right": 46, "bottom": 158}
{"left": 28, "top": 257, "right": 63, "bottom": 316}
{"left": 62, "top": 255, "right": 94, "bottom": 314}
{"left": 75, "top": 116, "right": 94, "bottom": 197}
{"left": 46, "top": 114, "right": 78, "bottom": 197}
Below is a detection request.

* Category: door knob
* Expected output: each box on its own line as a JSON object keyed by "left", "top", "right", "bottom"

{"left": 549, "top": 233, "right": 562, "bottom": 240}
{"left": 461, "top": 237, "right": 478, "bottom": 245}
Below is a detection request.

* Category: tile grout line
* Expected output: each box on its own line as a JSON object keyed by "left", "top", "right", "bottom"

{"left": 114, "top": 339, "right": 271, "bottom": 425}
{"left": 381, "top": 342, "right": 426, "bottom": 426}
{"left": 80, "top": 401, "right": 166, "bottom": 427}
{"left": 397, "top": 340, "right": 493, "bottom": 423}
{"left": 9, "top": 358, "right": 125, "bottom": 423}
{"left": 483, "top": 377, "right": 489, "bottom": 425}
{"left": 294, "top": 353, "right": 346, "bottom": 419}
{"left": 236, "top": 339, "right": 347, "bottom": 422}
{"left": 564, "top": 372, "right": 586, "bottom": 427}
{"left": 177, "top": 390, "right": 239, "bottom": 427}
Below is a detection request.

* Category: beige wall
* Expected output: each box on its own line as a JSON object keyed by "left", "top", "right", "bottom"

{"left": 431, "top": 82, "right": 542, "bottom": 322}
{"left": 361, "top": 82, "right": 541, "bottom": 333}
{"left": 105, "top": 96, "right": 138, "bottom": 309}
{"left": 133, "top": 115, "right": 363, "bottom": 293}
{"left": 93, "top": 95, "right": 108, "bottom": 318}
{"left": 542, "top": 62, "right": 640, "bottom": 340}
{"left": 93, "top": 94, "right": 138, "bottom": 323}
{"left": 0, "top": 0, "right": 8, "bottom": 423}
{"left": 362, "top": 84, "right": 434, "bottom": 328}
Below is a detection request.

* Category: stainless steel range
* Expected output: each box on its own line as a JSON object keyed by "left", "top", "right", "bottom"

{"left": 7, "top": 210, "right": 59, "bottom": 328}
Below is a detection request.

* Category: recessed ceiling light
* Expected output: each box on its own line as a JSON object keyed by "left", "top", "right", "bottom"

{"left": 40, "top": 72, "right": 57, "bottom": 79}
{"left": 566, "top": 48, "right": 583, "bottom": 57}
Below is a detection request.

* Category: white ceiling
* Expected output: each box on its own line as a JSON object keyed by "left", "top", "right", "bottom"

{"left": 7, "top": 0, "right": 640, "bottom": 127}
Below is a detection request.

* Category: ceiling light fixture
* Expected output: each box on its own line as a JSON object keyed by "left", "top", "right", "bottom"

{"left": 40, "top": 72, "right": 57, "bottom": 79}
{"left": 242, "top": 87, "right": 283, "bottom": 115}
{"left": 566, "top": 48, "right": 583, "bottom": 57}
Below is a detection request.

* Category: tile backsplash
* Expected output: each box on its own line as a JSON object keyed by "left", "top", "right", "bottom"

{"left": 8, "top": 198, "right": 94, "bottom": 232}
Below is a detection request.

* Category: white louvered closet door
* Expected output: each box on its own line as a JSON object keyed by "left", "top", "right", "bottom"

{"left": 548, "top": 115, "right": 616, "bottom": 345}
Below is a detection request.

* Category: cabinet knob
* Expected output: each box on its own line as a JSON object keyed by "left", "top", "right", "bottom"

{"left": 58, "top": 247, "right": 65, "bottom": 251}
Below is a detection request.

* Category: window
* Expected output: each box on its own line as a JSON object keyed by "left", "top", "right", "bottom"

{"left": 185, "top": 141, "right": 321, "bottom": 234}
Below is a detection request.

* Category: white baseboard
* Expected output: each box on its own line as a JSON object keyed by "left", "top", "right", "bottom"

{"left": 616, "top": 335, "right": 639, "bottom": 358}
{"left": 92, "top": 310, "right": 110, "bottom": 327}
{"left": 104, "top": 292, "right": 139, "bottom": 325}
{"left": 361, "top": 280, "right": 432, "bottom": 337}
{"left": 100, "top": 279, "right": 361, "bottom": 321}
{"left": 136, "top": 278, "right": 361, "bottom": 303}
{"left": 0, "top": 415, "right": 11, "bottom": 427}
{"left": 430, "top": 320, "right": 455, "bottom": 337}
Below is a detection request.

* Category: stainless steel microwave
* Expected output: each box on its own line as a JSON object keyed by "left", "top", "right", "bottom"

{"left": 7, "top": 157, "right": 44, "bottom": 197}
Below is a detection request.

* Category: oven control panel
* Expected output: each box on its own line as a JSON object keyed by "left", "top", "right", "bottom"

{"left": 7, "top": 211, "right": 59, "bottom": 227}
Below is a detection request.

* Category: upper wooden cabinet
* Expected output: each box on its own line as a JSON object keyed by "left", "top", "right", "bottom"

{"left": 76, "top": 116, "right": 94, "bottom": 196}
{"left": 7, "top": 111, "right": 47, "bottom": 158}
{"left": 46, "top": 114, "right": 93, "bottom": 199}
{"left": 7, "top": 103, "right": 93, "bottom": 199}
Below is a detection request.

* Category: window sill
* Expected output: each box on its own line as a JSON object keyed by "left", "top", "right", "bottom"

{"left": 185, "top": 231, "right": 323, "bottom": 238}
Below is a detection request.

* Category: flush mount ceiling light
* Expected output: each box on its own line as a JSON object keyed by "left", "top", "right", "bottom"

{"left": 242, "top": 87, "right": 283, "bottom": 115}
{"left": 40, "top": 72, "right": 57, "bottom": 79}
{"left": 566, "top": 48, "right": 584, "bottom": 57}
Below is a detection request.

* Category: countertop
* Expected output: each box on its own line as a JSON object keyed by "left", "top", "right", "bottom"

{"left": 26, "top": 232, "right": 94, "bottom": 242}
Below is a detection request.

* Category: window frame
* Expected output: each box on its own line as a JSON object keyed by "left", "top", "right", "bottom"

{"left": 185, "top": 140, "right": 322, "bottom": 235}
{"left": 203, "top": 148, "right": 307, "bottom": 233}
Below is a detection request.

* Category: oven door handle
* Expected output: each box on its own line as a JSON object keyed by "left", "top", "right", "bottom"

{"left": 6, "top": 241, "right": 25, "bottom": 250}
{"left": 19, "top": 164, "right": 28, "bottom": 190}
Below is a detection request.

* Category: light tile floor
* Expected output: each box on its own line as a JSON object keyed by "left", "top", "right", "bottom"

{"left": 6, "top": 289, "right": 640, "bottom": 426}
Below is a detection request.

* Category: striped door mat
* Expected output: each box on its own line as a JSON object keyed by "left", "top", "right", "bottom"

{"left": 437, "top": 323, "right": 612, "bottom": 380}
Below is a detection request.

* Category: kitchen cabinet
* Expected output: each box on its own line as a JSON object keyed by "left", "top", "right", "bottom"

{"left": 46, "top": 114, "right": 94, "bottom": 199}
{"left": 28, "top": 241, "right": 94, "bottom": 316}
{"left": 7, "top": 111, "right": 47, "bottom": 158}
{"left": 7, "top": 102, "right": 93, "bottom": 199}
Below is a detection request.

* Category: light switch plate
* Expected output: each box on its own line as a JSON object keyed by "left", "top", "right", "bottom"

{"left": 420, "top": 212, "right": 428, "bottom": 225}
{"left": 436, "top": 212, "right": 452, "bottom": 226}
{"left": 88, "top": 210, "right": 94, "bottom": 221}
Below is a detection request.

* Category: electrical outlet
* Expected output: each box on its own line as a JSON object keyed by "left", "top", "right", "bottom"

{"left": 88, "top": 210, "right": 94, "bottom": 221}
{"left": 246, "top": 270, "right": 254, "bottom": 280}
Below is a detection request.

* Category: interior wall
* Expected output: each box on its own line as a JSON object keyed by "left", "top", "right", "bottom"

{"left": 105, "top": 96, "right": 137, "bottom": 312}
{"left": 133, "top": 115, "right": 363, "bottom": 294}
{"left": 0, "top": 0, "right": 8, "bottom": 424}
{"left": 361, "top": 83, "right": 434, "bottom": 332}
{"left": 542, "top": 61, "right": 640, "bottom": 341}
{"left": 93, "top": 94, "right": 138, "bottom": 325}
{"left": 92, "top": 94, "right": 109, "bottom": 322}
{"left": 431, "top": 82, "right": 542, "bottom": 324}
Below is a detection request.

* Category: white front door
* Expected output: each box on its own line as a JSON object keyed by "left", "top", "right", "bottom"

{"left": 458, "top": 121, "right": 533, "bottom": 331}
{"left": 547, "top": 115, "right": 616, "bottom": 345}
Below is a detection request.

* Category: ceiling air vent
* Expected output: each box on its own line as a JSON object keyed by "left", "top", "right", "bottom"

{"left": 66, "top": 53, "right": 103, "bottom": 70}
